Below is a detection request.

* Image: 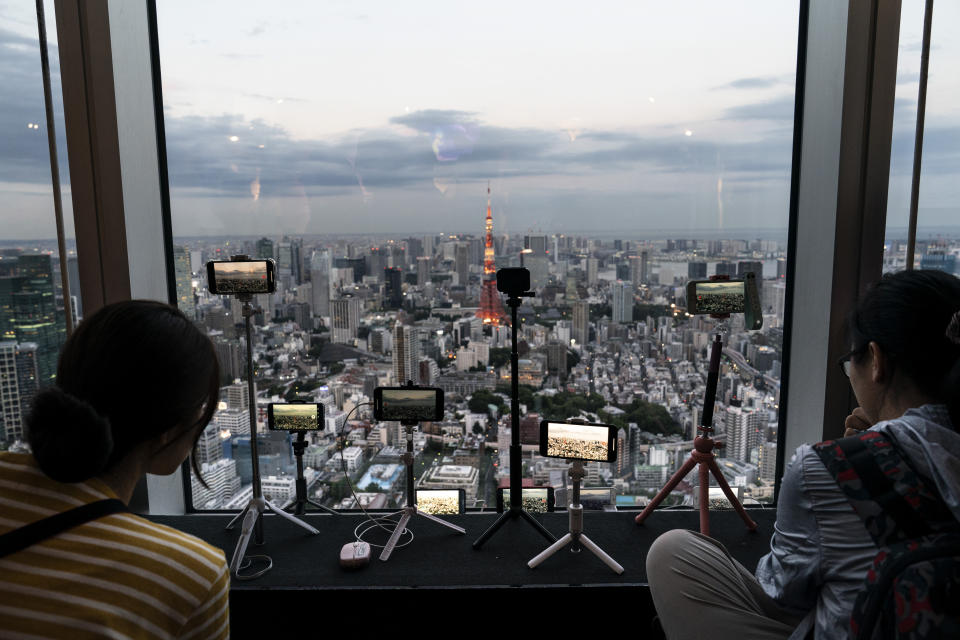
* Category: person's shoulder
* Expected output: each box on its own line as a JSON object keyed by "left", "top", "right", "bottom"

{"left": 96, "top": 512, "right": 228, "bottom": 583}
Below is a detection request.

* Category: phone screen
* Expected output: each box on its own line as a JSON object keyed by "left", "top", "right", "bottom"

{"left": 416, "top": 489, "right": 462, "bottom": 515}
{"left": 269, "top": 403, "right": 322, "bottom": 431}
{"left": 377, "top": 388, "right": 441, "bottom": 421}
{"left": 693, "top": 280, "right": 745, "bottom": 314}
{"left": 542, "top": 422, "right": 614, "bottom": 461}
{"left": 211, "top": 260, "right": 272, "bottom": 294}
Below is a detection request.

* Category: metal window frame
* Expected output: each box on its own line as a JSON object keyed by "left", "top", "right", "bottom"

{"left": 53, "top": 0, "right": 905, "bottom": 514}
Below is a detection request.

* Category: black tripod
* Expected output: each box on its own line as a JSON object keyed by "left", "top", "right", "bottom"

{"left": 284, "top": 432, "right": 337, "bottom": 516}
{"left": 474, "top": 268, "right": 556, "bottom": 549}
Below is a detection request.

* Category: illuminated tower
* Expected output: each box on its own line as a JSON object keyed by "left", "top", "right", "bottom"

{"left": 475, "top": 184, "right": 507, "bottom": 325}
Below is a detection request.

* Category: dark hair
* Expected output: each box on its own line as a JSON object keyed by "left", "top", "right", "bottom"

{"left": 26, "top": 300, "right": 220, "bottom": 484}
{"left": 848, "top": 269, "right": 960, "bottom": 427}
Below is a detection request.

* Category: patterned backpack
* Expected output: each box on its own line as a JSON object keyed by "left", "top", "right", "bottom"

{"left": 813, "top": 430, "right": 960, "bottom": 639}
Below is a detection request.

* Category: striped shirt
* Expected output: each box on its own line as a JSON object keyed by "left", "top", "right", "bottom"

{"left": 0, "top": 452, "right": 229, "bottom": 640}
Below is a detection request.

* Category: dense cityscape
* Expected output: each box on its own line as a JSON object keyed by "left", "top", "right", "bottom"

{"left": 1, "top": 213, "right": 958, "bottom": 514}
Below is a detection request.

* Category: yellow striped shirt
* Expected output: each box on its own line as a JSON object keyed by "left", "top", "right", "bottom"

{"left": 0, "top": 452, "right": 229, "bottom": 640}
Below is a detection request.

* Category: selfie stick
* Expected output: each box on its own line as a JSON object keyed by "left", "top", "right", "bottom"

{"left": 473, "top": 277, "right": 556, "bottom": 549}
{"left": 529, "top": 460, "right": 624, "bottom": 573}
{"left": 224, "top": 255, "right": 318, "bottom": 580}
{"left": 635, "top": 316, "right": 757, "bottom": 535}
{"left": 380, "top": 411, "right": 465, "bottom": 561}
{"left": 284, "top": 432, "right": 338, "bottom": 516}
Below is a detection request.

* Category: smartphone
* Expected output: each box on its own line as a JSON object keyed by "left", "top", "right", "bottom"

{"left": 687, "top": 273, "right": 762, "bottom": 329}
{"left": 416, "top": 489, "right": 464, "bottom": 515}
{"left": 539, "top": 420, "right": 617, "bottom": 462}
{"left": 206, "top": 259, "right": 276, "bottom": 295}
{"left": 686, "top": 278, "right": 746, "bottom": 315}
{"left": 578, "top": 487, "right": 615, "bottom": 510}
{"left": 267, "top": 403, "right": 323, "bottom": 431}
{"left": 496, "top": 487, "right": 554, "bottom": 513}
{"left": 374, "top": 386, "right": 443, "bottom": 421}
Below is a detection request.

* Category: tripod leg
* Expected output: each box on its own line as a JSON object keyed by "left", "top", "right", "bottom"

{"left": 229, "top": 508, "right": 259, "bottom": 574}
{"left": 579, "top": 534, "right": 624, "bottom": 575}
{"left": 307, "top": 499, "right": 339, "bottom": 515}
{"left": 528, "top": 533, "right": 573, "bottom": 569}
{"left": 519, "top": 509, "right": 557, "bottom": 542}
{"left": 699, "top": 460, "right": 712, "bottom": 535}
{"left": 264, "top": 500, "right": 319, "bottom": 534}
{"left": 707, "top": 460, "right": 758, "bottom": 531}
{"left": 472, "top": 510, "right": 512, "bottom": 549}
{"left": 226, "top": 501, "right": 250, "bottom": 530}
{"left": 635, "top": 455, "right": 699, "bottom": 524}
{"left": 417, "top": 511, "right": 466, "bottom": 534}
{"left": 380, "top": 511, "right": 412, "bottom": 561}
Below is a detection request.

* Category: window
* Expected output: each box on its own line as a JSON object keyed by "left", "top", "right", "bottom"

{"left": 153, "top": 1, "right": 799, "bottom": 512}
{"left": 883, "top": 0, "right": 960, "bottom": 273}
{"left": 0, "top": 0, "right": 76, "bottom": 449}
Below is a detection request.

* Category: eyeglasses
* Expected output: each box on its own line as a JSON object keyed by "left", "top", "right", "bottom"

{"left": 837, "top": 347, "right": 864, "bottom": 378}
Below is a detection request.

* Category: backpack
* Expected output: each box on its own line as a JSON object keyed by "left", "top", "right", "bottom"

{"left": 813, "top": 431, "right": 960, "bottom": 639}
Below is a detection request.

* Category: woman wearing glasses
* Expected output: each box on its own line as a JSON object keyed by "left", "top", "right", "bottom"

{"left": 646, "top": 269, "right": 960, "bottom": 639}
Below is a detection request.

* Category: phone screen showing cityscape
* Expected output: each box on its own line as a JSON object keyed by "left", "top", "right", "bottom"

{"left": 544, "top": 423, "right": 613, "bottom": 461}
{"left": 212, "top": 261, "right": 270, "bottom": 294}
{"left": 272, "top": 404, "right": 320, "bottom": 431}
{"left": 380, "top": 389, "right": 439, "bottom": 421}
{"left": 694, "top": 280, "right": 745, "bottom": 314}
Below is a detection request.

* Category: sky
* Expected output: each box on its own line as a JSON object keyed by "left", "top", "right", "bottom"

{"left": 1, "top": 0, "right": 957, "bottom": 240}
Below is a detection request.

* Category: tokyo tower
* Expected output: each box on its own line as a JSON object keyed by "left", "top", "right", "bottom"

{"left": 475, "top": 184, "right": 507, "bottom": 325}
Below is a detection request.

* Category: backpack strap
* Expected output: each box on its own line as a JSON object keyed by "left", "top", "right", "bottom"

{"left": 0, "top": 499, "right": 129, "bottom": 559}
{"left": 813, "top": 431, "right": 956, "bottom": 546}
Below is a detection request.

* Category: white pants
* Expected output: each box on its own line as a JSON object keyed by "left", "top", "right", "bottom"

{"left": 646, "top": 529, "right": 802, "bottom": 640}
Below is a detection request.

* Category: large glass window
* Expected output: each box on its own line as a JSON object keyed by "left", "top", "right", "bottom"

{"left": 883, "top": 0, "right": 960, "bottom": 273}
{"left": 0, "top": 1, "right": 76, "bottom": 450}
{"left": 155, "top": 1, "right": 798, "bottom": 511}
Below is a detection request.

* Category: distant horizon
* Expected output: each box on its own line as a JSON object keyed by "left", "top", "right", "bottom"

{"left": 2, "top": 225, "right": 959, "bottom": 247}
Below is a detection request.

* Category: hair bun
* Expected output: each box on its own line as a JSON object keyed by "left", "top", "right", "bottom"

{"left": 26, "top": 388, "right": 114, "bottom": 483}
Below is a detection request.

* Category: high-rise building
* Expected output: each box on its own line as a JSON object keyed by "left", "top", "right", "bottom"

{"left": 571, "top": 300, "right": 589, "bottom": 347}
{"left": 688, "top": 262, "right": 707, "bottom": 280}
{"left": 367, "top": 248, "right": 386, "bottom": 281}
{"left": 715, "top": 262, "right": 737, "bottom": 277}
{"left": 455, "top": 244, "right": 469, "bottom": 286}
{"left": 221, "top": 382, "right": 249, "bottom": 411}
{"left": 416, "top": 256, "right": 431, "bottom": 287}
{"left": 724, "top": 406, "right": 762, "bottom": 464}
{"left": 586, "top": 257, "right": 599, "bottom": 285}
{"left": 611, "top": 281, "right": 633, "bottom": 324}
{"left": 524, "top": 235, "right": 548, "bottom": 254}
{"left": 0, "top": 342, "right": 20, "bottom": 443}
{"left": 6, "top": 255, "right": 64, "bottom": 385}
{"left": 256, "top": 237, "right": 274, "bottom": 260}
{"left": 173, "top": 245, "right": 195, "bottom": 319}
{"left": 393, "top": 323, "right": 420, "bottom": 385}
{"left": 331, "top": 297, "right": 360, "bottom": 344}
{"left": 309, "top": 250, "right": 331, "bottom": 318}
{"left": 213, "top": 337, "right": 243, "bottom": 382}
{"left": 384, "top": 267, "right": 403, "bottom": 309}
{"left": 629, "top": 252, "right": 650, "bottom": 286}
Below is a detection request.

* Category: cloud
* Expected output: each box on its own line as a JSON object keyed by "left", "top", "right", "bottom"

{"left": 722, "top": 95, "right": 796, "bottom": 121}
{"left": 714, "top": 76, "right": 781, "bottom": 90}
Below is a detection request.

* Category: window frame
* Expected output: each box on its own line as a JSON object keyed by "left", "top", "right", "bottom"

{"left": 53, "top": 0, "right": 904, "bottom": 515}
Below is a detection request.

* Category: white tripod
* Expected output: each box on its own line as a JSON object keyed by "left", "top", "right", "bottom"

{"left": 223, "top": 279, "right": 319, "bottom": 580}
{"left": 528, "top": 460, "right": 624, "bottom": 574}
{"left": 380, "top": 421, "right": 466, "bottom": 561}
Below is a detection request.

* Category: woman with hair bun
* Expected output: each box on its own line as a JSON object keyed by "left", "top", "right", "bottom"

{"left": 0, "top": 300, "right": 229, "bottom": 639}
{"left": 646, "top": 269, "right": 960, "bottom": 639}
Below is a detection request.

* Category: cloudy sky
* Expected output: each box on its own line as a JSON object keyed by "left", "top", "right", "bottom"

{"left": 1, "top": 0, "right": 957, "bottom": 240}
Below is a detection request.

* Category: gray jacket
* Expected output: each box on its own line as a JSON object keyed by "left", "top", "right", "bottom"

{"left": 754, "top": 404, "right": 960, "bottom": 639}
